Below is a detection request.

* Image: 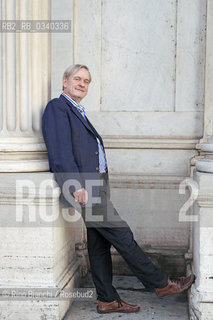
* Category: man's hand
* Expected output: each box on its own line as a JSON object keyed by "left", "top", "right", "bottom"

{"left": 73, "top": 188, "right": 88, "bottom": 205}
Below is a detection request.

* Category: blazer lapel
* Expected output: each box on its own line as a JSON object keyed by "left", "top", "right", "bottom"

{"left": 85, "top": 116, "right": 104, "bottom": 145}
{"left": 60, "top": 94, "right": 96, "bottom": 136}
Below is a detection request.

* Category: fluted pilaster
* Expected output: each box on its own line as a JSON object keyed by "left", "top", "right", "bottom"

{"left": 196, "top": 0, "right": 213, "bottom": 173}
{"left": 0, "top": 0, "right": 50, "bottom": 172}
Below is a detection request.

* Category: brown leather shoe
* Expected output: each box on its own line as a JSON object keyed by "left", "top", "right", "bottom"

{"left": 97, "top": 299, "right": 140, "bottom": 313}
{"left": 155, "top": 274, "right": 195, "bottom": 297}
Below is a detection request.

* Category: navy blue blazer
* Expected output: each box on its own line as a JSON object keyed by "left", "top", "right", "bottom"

{"left": 42, "top": 94, "right": 107, "bottom": 205}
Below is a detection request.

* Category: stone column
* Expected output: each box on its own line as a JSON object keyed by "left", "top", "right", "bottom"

{"left": 0, "top": 1, "right": 85, "bottom": 319}
{"left": 0, "top": 0, "right": 50, "bottom": 172}
{"left": 190, "top": 1, "right": 213, "bottom": 319}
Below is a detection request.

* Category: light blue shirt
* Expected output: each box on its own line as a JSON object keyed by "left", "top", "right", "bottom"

{"left": 62, "top": 93, "right": 107, "bottom": 173}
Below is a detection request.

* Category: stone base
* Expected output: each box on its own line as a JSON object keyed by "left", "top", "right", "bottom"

{"left": 0, "top": 172, "right": 86, "bottom": 320}
{"left": 189, "top": 286, "right": 213, "bottom": 320}
{"left": 189, "top": 171, "right": 213, "bottom": 320}
{"left": 111, "top": 247, "right": 188, "bottom": 277}
{"left": 0, "top": 138, "right": 49, "bottom": 172}
{"left": 0, "top": 261, "right": 81, "bottom": 320}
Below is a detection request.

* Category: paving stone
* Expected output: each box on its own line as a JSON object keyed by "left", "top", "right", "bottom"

{"left": 63, "top": 274, "right": 189, "bottom": 320}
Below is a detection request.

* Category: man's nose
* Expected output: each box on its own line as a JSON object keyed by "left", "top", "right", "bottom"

{"left": 79, "top": 80, "right": 85, "bottom": 87}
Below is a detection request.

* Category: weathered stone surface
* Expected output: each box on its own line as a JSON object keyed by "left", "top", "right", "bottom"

{"left": 64, "top": 274, "right": 189, "bottom": 320}
{"left": 0, "top": 173, "right": 84, "bottom": 319}
{"left": 190, "top": 172, "right": 213, "bottom": 319}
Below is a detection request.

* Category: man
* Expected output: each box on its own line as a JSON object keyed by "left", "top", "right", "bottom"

{"left": 42, "top": 64, "right": 195, "bottom": 314}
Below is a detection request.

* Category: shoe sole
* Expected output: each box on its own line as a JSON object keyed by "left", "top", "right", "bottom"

{"left": 156, "top": 274, "right": 196, "bottom": 297}
{"left": 97, "top": 306, "right": 140, "bottom": 314}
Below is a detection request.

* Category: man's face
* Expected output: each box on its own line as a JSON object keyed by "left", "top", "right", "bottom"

{"left": 63, "top": 68, "right": 90, "bottom": 103}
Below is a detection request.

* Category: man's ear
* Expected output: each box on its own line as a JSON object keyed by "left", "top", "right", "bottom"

{"left": 62, "top": 77, "right": 67, "bottom": 89}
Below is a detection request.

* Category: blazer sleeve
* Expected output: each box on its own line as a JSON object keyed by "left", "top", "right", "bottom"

{"left": 42, "top": 99, "right": 83, "bottom": 198}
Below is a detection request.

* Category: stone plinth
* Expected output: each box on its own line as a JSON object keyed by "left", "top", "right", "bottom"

{"left": 189, "top": 171, "right": 213, "bottom": 320}
{"left": 0, "top": 172, "right": 84, "bottom": 320}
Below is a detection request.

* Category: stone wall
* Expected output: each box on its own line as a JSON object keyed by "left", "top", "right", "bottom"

{"left": 55, "top": 0, "right": 206, "bottom": 273}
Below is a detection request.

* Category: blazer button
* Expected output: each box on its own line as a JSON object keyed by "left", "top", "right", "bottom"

{"left": 96, "top": 167, "right": 99, "bottom": 171}
{"left": 95, "top": 151, "right": 98, "bottom": 155}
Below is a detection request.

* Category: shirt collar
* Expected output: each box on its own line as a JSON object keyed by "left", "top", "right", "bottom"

{"left": 61, "top": 92, "right": 85, "bottom": 113}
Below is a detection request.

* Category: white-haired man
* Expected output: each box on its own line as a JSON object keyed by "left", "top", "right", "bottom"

{"left": 42, "top": 64, "right": 195, "bottom": 314}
